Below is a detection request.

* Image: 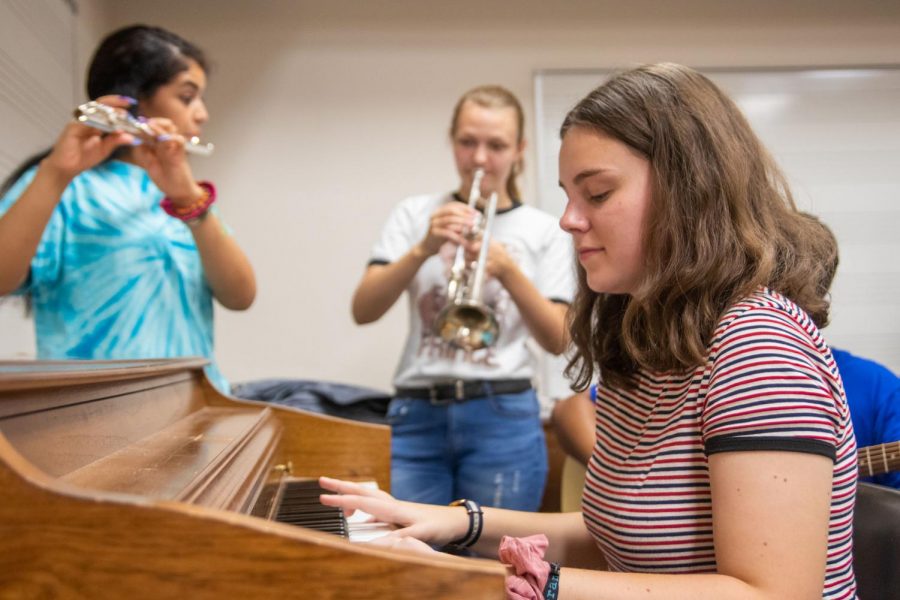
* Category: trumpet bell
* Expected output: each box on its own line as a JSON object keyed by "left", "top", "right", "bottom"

{"left": 434, "top": 300, "right": 499, "bottom": 352}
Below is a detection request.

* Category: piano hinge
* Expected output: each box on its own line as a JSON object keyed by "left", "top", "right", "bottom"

{"left": 273, "top": 460, "right": 293, "bottom": 476}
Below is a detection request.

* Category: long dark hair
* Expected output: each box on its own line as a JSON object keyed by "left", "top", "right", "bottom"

{"left": 0, "top": 24, "right": 208, "bottom": 197}
{"left": 562, "top": 63, "right": 836, "bottom": 392}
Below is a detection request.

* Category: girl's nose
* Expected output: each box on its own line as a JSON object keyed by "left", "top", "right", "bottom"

{"left": 559, "top": 200, "right": 588, "bottom": 233}
{"left": 195, "top": 100, "right": 209, "bottom": 125}
{"left": 473, "top": 143, "right": 488, "bottom": 165}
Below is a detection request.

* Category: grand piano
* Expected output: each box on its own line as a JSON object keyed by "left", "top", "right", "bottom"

{"left": 0, "top": 358, "right": 505, "bottom": 598}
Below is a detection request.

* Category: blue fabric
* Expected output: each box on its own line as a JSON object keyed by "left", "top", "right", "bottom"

{"left": 832, "top": 348, "right": 900, "bottom": 489}
{"left": 0, "top": 161, "right": 227, "bottom": 391}
{"left": 388, "top": 388, "right": 548, "bottom": 510}
{"left": 232, "top": 379, "right": 390, "bottom": 424}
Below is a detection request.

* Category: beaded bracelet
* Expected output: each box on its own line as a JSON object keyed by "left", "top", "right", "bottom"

{"left": 160, "top": 180, "right": 216, "bottom": 224}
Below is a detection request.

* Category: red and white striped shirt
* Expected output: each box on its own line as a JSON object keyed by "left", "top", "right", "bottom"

{"left": 583, "top": 288, "right": 857, "bottom": 599}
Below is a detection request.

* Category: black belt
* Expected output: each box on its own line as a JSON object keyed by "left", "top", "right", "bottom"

{"left": 395, "top": 378, "right": 532, "bottom": 403}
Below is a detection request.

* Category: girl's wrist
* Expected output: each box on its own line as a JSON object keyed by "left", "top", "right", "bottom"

{"left": 160, "top": 181, "right": 216, "bottom": 224}
{"left": 165, "top": 182, "right": 205, "bottom": 208}
{"left": 36, "top": 158, "right": 77, "bottom": 190}
{"left": 448, "top": 504, "right": 470, "bottom": 543}
{"left": 495, "top": 259, "right": 517, "bottom": 286}
{"left": 411, "top": 242, "right": 435, "bottom": 261}
{"left": 443, "top": 499, "right": 484, "bottom": 549}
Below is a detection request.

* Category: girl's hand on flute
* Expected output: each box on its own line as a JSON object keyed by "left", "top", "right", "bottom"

{"left": 42, "top": 95, "right": 136, "bottom": 182}
{"left": 131, "top": 117, "right": 202, "bottom": 208}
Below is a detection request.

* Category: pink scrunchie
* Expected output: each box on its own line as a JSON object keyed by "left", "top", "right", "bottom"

{"left": 497, "top": 534, "right": 551, "bottom": 600}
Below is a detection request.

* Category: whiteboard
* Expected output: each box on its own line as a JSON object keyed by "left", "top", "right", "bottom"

{"left": 534, "top": 66, "right": 900, "bottom": 392}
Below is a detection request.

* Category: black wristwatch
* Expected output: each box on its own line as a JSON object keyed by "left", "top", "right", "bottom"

{"left": 446, "top": 498, "right": 484, "bottom": 548}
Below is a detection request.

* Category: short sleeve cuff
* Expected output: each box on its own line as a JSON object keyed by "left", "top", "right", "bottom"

{"left": 705, "top": 435, "right": 836, "bottom": 462}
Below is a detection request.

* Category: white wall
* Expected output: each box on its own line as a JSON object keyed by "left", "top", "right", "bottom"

{"left": 0, "top": 0, "right": 109, "bottom": 358}
{"left": 4, "top": 0, "right": 900, "bottom": 391}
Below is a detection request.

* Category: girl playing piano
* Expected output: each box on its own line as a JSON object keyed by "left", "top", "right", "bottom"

{"left": 323, "top": 63, "right": 858, "bottom": 600}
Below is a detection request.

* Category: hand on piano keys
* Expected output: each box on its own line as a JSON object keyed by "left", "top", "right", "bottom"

{"left": 344, "top": 482, "right": 400, "bottom": 544}
{"left": 271, "top": 478, "right": 394, "bottom": 543}
{"left": 318, "top": 476, "right": 465, "bottom": 555}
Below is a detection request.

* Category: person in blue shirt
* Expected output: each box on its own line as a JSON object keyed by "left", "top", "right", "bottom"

{"left": 831, "top": 348, "right": 900, "bottom": 489}
{"left": 0, "top": 25, "right": 255, "bottom": 391}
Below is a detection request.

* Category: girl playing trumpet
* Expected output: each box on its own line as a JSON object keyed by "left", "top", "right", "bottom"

{"left": 352, "top": 85, "right": 575, "bottom": 510}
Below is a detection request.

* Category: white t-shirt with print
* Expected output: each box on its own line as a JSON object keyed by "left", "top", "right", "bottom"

{"left": 369, "top": 193, "right": 576, "bottom": 388}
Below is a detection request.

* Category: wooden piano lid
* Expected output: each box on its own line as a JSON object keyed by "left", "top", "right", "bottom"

{"left": 0, "top": 357, "right": 208, "bottom": 391}
{"left": 0, "top": 359, "right": 506, "bottom": 597}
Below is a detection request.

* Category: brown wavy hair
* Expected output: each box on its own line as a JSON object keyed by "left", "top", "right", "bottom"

{"left": 562, "top": 63, "right": 836, "bottom": 392}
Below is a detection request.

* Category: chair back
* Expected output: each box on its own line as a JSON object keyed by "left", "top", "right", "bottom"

{"left": 853, "top": 481, "right": 900, "bottom": 600}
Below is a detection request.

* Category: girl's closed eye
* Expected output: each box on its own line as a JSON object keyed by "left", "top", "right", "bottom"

{"left": 588, "top": 190, "right": 611, "bottom": 203}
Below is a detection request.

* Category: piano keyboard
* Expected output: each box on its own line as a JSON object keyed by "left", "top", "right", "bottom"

{"left": 270, "top": 479, "right": 392, "bottom": 543}
{"left": 0, "top": 359, "right": 508, "bottom": 597}
{"left": 275, "top": 479, "right": 349, "bottom": 536}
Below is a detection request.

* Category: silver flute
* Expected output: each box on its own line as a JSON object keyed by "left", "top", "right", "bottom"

{"left": 73, "top": 101, "right": 214, "bottom": 157}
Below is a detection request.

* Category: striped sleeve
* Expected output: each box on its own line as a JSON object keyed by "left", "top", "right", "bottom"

{"left": 701, "top": 301, "right": 843, "bottom": 461}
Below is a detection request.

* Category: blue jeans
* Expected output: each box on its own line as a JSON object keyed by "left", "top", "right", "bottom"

{"left": 388, "top": 388, "right": 548, "bottom": 510}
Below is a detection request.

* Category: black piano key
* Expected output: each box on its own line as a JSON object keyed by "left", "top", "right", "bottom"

{"left": 272, "top": 479, "right": 349, "bottom": 538}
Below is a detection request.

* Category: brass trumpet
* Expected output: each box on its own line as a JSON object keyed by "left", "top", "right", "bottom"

{"left": 434, "top": 168, "right": 500, "bottom": 351}
{"left": 73, "top": 101, "right": 214, "bottom": 156}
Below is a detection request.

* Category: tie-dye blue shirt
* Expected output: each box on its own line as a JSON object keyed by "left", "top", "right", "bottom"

{"left": 0, "top": 160, "right": 228, "bottom": 391}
